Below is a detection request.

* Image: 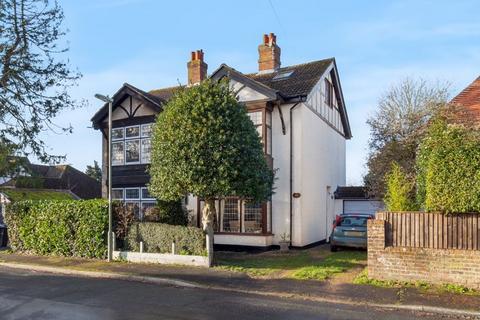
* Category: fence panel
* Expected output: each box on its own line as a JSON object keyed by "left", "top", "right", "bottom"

{"left": 382, "top": 212, "right": 480, "bottom": 250}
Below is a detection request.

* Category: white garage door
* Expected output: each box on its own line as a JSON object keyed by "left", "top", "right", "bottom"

{"left": 343, "top": 200, "right": 384, "bottom": 216}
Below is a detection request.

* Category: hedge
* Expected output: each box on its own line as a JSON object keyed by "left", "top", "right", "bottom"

{"left": 5, "top": 199, "right": 108, "bottom": 258}
{"left": 127, "top": 222, "right": 206, "bottom": 256}
{"left": 416, "top": 119, "right": 480, "bottom": 213}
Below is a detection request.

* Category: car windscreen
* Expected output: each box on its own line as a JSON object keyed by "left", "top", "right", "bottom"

{"left": 338, "top": 217, "right": 368, "bottom": 227}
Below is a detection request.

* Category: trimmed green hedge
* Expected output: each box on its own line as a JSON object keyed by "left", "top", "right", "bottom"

{"left": 5, "top": 199, "right": 108, "bottom": 258}
{"left": 417, "top": 119, "right": 480, "bottom": 213}
{"left": 127, "top": 222, "right": 206, "bottom": 256}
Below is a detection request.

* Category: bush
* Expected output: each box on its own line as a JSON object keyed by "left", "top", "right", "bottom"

{"left": 126, "top": 222, "right": 205, "bottom": 256}
{"left": 416, "top": 119, "right": 480, "bottom": 213}
{"left": 5, "top": 199, "right": 108, "bottom": 258}
{"left": 143, "top": 200, "right": 188, "bottom": 226}
{"left": 113, "top": 202, "right": 135, "bottom": 241}
{"left": 384, "top": 162, "right": 417, "bottom": 211}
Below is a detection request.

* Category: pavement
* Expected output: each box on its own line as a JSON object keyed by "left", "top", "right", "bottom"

{"left": 0, "top": 265, "right": 476, "bottom": 320}
{"left": 0, "top": 251, "right": 479, "bottom": 319}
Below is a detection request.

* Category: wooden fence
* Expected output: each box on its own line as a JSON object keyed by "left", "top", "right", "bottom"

{"left": 378, "top": 212, "right": 480, "bottom": 250}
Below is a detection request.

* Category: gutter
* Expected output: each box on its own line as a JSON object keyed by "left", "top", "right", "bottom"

{"left": 289, "top": 98, "right": 305, "bottom": 246}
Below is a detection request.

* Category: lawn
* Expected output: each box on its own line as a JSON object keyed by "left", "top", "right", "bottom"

{"left": 215, "top": 246, "right": 366, "bottom": 280}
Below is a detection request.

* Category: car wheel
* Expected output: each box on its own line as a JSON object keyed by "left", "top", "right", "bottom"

{"left": 330, "top": 244, "right": 337, "bottom": 252}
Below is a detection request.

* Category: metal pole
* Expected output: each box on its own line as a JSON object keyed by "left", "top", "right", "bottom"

{"left": 108, "top": 100, "right": 113, "bottom": 262}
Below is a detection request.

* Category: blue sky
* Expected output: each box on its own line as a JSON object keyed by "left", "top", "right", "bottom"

{"left": 42, "top": 0, "right": 480, "bottom": 185}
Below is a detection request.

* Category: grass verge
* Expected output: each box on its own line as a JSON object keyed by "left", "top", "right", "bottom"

{"left": 216, "top": 249, "right": 366, "bottom": 280}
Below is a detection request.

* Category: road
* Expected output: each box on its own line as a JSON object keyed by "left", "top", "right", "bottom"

{"left": 0, "top": 266, "right": 472, "bottom": 320}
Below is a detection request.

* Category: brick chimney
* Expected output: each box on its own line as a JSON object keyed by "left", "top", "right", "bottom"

{"left": 258, "top": 33, "right": 281, "bottom": 73}
{"left": 187, "top": 50, "right": 208, "bottom": 86}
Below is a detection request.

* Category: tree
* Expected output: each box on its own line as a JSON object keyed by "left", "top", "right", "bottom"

{"left": 144, "top": 200, "right": 188, "bottom": 226}
{"left": 364, "top": 78, "right": 449, "bottom": 198}
{"left": 384, "top": 162, "right": 417, "bottom": 211}
{"left": 149, "top": 80, "right": 274, "bottom": 263}
{"left": 0, "top": 0, "right": 81, "bottom": 163}
{"left": 85, "top": 160, "right": 102, "bottom": 182}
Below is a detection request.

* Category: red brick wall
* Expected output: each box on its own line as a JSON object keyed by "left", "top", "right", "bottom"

{"left": 368, "top": 218, "right": 480, "bottom": 289}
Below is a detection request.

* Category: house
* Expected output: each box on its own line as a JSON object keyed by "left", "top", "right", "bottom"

{"left": 451, "top": 76, "right": 480, "bottom": 124}
{"left": 0, "top": 158, "right": 101, "bottom": 200}
{"left": 334, "top": 186, "right": 384, "bottom": 217}
{"left": 91, "top": 33, "right": 351, "bottom": 248}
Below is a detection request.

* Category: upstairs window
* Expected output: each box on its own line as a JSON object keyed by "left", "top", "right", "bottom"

{"left": 325, "top": 79, "right": 333, "bottom": 107}
{"left": 111, "top": 123, "right": 153, "bottom": 166}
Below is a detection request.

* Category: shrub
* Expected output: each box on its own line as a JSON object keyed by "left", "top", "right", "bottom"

{"left": 126, "top": 222, "right": 205, "bottom": 256}
{"left": 384, "top": 162, "right": 417, "bottom": 211}
{"left": 5, "top": 199, "right": 108, "bottom": 258}
{"left": 416, "top": 119, "right": 480, "bottom": 213}
{"left": 113, "top": 202, "right": 135, "bottom": 241}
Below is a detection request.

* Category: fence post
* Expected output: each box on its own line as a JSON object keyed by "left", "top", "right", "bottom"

{"left": 206, "top": 234, "right": 213, "bottom": 267}
{"left": 140, "top": 241, "right": 144, "bottom": 253}
{"left": 171, "top": 241, "right": 176, "bottom": 255}
{"left": 112, "top": 232, "right": 116, "bottom": 251}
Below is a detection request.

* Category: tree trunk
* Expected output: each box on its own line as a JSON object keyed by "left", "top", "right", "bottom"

{"left": 202, "top": 199, "right": 215, "bottom": 267}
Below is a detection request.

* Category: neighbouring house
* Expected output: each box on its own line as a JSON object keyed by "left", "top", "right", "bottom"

{"left": 91, "top": 33, "right": 352, "bottom": 248}
{"left": 334, "top": 186, "right": 384, "bottom": 217}
{"left": 451, "top": 75, "right": 480, "bottom": 124}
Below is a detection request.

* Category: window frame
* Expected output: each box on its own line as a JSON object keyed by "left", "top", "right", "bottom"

{"left": 124, "top": 187, "right": 140, "bottom": 200}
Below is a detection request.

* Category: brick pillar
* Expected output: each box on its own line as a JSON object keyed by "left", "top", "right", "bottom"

{"left": 367, "top": 218, "right": 385, "bottom": 278}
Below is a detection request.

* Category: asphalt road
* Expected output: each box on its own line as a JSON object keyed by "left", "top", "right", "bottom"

{"left": 0, "top": 266, "right": 472, "bottom": 320}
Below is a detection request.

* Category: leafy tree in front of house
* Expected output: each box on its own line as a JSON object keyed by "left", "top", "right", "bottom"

{"left": 364, "top": 78, "right": 449, "bottom": 198}
{"left": 416, "top": 115, "right": 480, "bottom": 213}
{"left": 384, "top": 162, "right": 417, "bottom": 211}
{"left": 0, "top": 0, "right": 82, "bottom": 163}
{"left": 85, "top": 160, "right": 102, "bottom": 182}
{"left": 148, "top": 80, "right": 274, "bottom": 262}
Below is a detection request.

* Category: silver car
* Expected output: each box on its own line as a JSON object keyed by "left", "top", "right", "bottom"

{"left": 329, "top": 214, "right": 373, "bottom": 252}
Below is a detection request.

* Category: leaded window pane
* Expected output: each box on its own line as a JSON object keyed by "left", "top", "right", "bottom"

{"left": 141, "top": 187, "right": 154, "bottom": 200}
{"left": 244, "top": 201, "right": 263, "bottom": 233}
{"left": 112, "top": 142, "right": 124, "bottom": 165}
{"left": 141, "top": 124, "right": 153, "bottom": 137}
{"left": 125, "top": 126, "right": 140, "bottom": 138}
{"left": 112, "top": 189, "right": 124, "bottom": 200}
{"left": 125, "top": 188, "right": 140, "bottom": 200}
{"left": 248, "top": 111, "right": 262, "bottom": 126}
{"left": 112, "top": 128, "right": 124, "bottom": 140}
{"left": 141, "top": 138, "right": 151, "bottom": 164}
{"left": 125, "top": 140, "right": 140, "bottom": 163}
{"left": 222, "top": 198, "right": 240, "bottom": 232}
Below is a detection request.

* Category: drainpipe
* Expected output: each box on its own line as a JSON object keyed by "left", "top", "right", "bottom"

{"left": 289, "top": 99, "right": 303, "bottom": 246}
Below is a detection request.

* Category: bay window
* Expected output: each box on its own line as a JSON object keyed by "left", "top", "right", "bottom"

{"left": 111, "top": 123, "right": 153, "bottom": 166}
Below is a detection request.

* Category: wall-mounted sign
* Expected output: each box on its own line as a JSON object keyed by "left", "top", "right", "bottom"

{"left": 292, "top": 192, "right": 301, "bottom": 198}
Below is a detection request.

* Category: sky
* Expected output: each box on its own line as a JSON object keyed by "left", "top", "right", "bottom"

{"left": 39, "top": 0, "right": 480, "bottom": 185}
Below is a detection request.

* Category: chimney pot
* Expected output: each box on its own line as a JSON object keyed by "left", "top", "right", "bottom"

{"left": 188, "top": 49, "right": 208, "bottom": 85}
{"left": 258, "top": 33, "right": 281, "bottom": 72}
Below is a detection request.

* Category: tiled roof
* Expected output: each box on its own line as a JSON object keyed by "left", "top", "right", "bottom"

{"left": 149, "top": 59, "right": 334, "bottom": 101}
{"left": 451, "top": 76, "right": 480, "bottom": 123}
{"left": 149, "top": 85, "right": 182, "bottom": 101}
{"left": 245, "top": 58, "right": 334, "bottom": 98}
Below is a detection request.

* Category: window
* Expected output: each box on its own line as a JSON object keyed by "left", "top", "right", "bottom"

{"left": 248, "top": 110, "right": 272, "bottom": 155}
{"left": 125, "top": 126, "right": 140, "bottom": 138}
{"left": 222, "top": 198, "right": 240, "bottom": 232}
{"left": 141, "top": 124, "right": 153, "bottom": 137}
{"left": 272, "top": 70, "right": 294, "bottom": 81}
{"left": 266, "top": 112, "right": 272, "bottom": 155}
{"left": 125, "top": 188, "right": 140, "bottom": 200}
{"left": 114, "top": 186, "right": 156, "bottom": 221}
{"left": 112, "top": 142, "right": 125, "bottom": 165}
{"left": 325, "top": 79, "right": 333, "bottom": 107}
{"left": 243, "top": 201, "right": 263, "bottom": 233}
{"left": 248, "top": 111, "right": 262, "bottom": 126}
{"left": 112, "top": 189, "right": 124, "bottom": 200}
{"left": 141, "top": 187, "right": 154, "bottom": 200}
{"left": 125, "top": 140, "right": 140, "bottom": 164}
{"left": 141, "top": 139, "right": 151, "bottom": 164}
{"left": 112, "top": 123, "right": 153, "bottom": 166}
{"left": 112, "top": 128, "right": 124, "bottom": 140}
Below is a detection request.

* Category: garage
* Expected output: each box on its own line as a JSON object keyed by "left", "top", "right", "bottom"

{"left": 334, "top": 186, "right": 384, "bottom": 217}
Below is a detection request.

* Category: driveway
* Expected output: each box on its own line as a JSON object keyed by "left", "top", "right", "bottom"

{"left": 0, "top": 266, "right": 473, "bottom": 320}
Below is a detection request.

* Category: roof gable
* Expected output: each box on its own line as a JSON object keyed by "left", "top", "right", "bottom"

{"left": 91, "top": 83, "right": 164, "bottom": 128}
